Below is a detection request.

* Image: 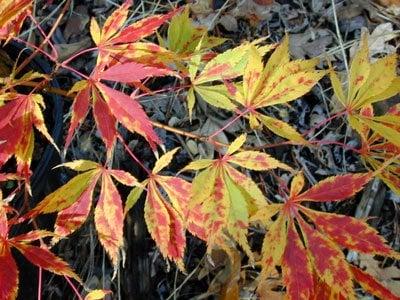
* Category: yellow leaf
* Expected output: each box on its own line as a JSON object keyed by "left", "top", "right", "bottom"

{"left": 348, "top": 34, "right": 370, "bottom": 102}
{"left": 227, "top": 134, "right": 246, "bottom": 155}
{"left": 90, "top": 18, "right": 101, "bottom": 45}
{"left": 68, "top": 80, "right": 88, "bottom": 95}
{"left": 187, "top": 87, "right": 195, "bottom": 119}
{"left": 257, "top": 114, "right": 307, "bottom": 144}
{"left": 353, "top": 54, "right": 397, "bottom": 109}
{"left": 263, "top": 35, "right": 290, "bottom": 77}
{"left": 229, "top": 151, "right": 293, "bottom": 172}
{"left": 85, "top": 290, "right": 111, "bottom": 300}
{"left": 124, "top": 185, "right": 145, "bottom": 216}
{"left": 57, "top": 160, "right": 100, "bottom": 172}
{"left": 243, "top": 45, "right": 265, "bottom": 104}
{"left": 290, "top": 172, "right": 305, "bottom": 198}
{"left": 153, "top": 147, "right": 179, "bottom": 174}
{"left": 256, "top": 70, "right": 326, "bottom": 107}
{"left": 182, "top": 159, "right": 214, "bottom": 171}
{"left": 194, "top": 84, "right": 236, "bottom": 110}
{"left": 359, "top": 117, "right": 400, "bottom": 147}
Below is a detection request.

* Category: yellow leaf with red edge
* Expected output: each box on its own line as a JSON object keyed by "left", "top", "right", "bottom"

{"left": 254, "top": 208, "right": 287, "bottom": 280}
{"left": 145, "top": 180, "right": 186, "bottom": 270}
{"left": 94, "top": 174, "right": 124, "bottom": 266}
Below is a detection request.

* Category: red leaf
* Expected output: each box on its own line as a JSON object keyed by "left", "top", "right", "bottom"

{"left": 97, "top": 83, "right": 160, "bottom": 149}
{"left": 98, "top": 62, "right": 174, "bottom": 83}
{"left": 282, "top": 221, "right": 314, "bottom": 300}
{"left": 94, "top": 174, "right": 124, "bottom": 266}
{"left": 294, "top": 173, "right": 371, "bottom": 202}
{"left": 350, "top": 265, "right": 400, "bottom": 300}
{"left": 65, "top": 87, "right": 90, "bottom": 150}
{"left": 0, "top": 243, "right": 18, "bottom": 300}
{"left": 92, "top": 91, "right": 117, "bottom": 153}
{"left": 12, "top": 243, "right": 79, "bottom": 281}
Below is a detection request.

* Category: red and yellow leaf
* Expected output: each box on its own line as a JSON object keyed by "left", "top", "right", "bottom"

{"left": 293, "top": 173, "right": 372, "bottom": 202}
{"left": 94, "top": 174, "right": 124, "bottom": 266}
{"left": 282, "top": 221, "right": 314, "bottom": 300}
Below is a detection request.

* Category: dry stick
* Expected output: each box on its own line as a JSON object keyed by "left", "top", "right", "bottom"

{"left": 14, "top": 0, "right": 72, "bottom": 75}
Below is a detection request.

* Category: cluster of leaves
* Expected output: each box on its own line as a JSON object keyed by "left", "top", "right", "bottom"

{"left": 0, "top": 0, "right": 400, "bottom": 299}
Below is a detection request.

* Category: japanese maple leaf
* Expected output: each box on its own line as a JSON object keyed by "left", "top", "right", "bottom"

{"left": 329, "top": 34, "right": 400, "bottom": 147}
{"left": 0, "top": 199, "right": 80, "bottom": 300}
{"left": 25, "top": 160, "right": 140, "bottom": 266}
{"left": 89, "top": 0, "right": 178, "bottom": 67}
{"left": 184, "top": 135, "right": 292, "bottom": 258}
{"left": 0, "top": 93, "right": 58, "bottom": 180}
{"left": 185, "top": 40, "right": 274, "bottom": 118}
{"left": 163, "top": 6, "right": 225, "bottom": 57}
{"left": 125, "top": 148, "right": 206, "bottom": 270}
{"left": 231, "top": 36, "right": 325, "bottom": 144}
{"left": 251, "top": 172, "right": 400, "bottom": 300}
{"left": 0, "top": 0, "right": 31, "bottom": 40}
{"left": 65, "top": 59, "right": 176, "bottom": 154}
{"left": 358, "top": 104, "right": 400, "bottom": 195}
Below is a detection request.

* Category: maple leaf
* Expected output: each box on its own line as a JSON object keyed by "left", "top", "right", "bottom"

{"left": 65, "top": 66, "right": 168, "bottom": 153}
{"left": 251, "top": 172, "right": 400, "bottom": 299}
{"left": 185, "top": 40, "right": 274, "bottom": 118}
{"left": 231, "top": 36, "right": 325, "bottom": 144}
{"left": 163, "top": 6, "right": 225, "bottom": 57}
{"left": 184, "top": 134, "right": 292, "bottom": 258}
{"left": 0, "top": 0, "right": 31, "bottom": 40}
{"left": 0, "top": 198, "right": 80, "bottom": 300}
{"left": 89, "top": 0, "right": 178, "bottom": 67}
{"left": 26, "top": 160, "right": 140, "bottom": 265}
{"left": 329, "top": 34, "right": 400, "bottom": 147}
{"left": 125, "top": 148, "right": 206, "bottom": 270}
{"left": 0, "top": 93, "right": 58, "bottom": 180}
{"left": 358, "top": 104, "right": 400, "bottom": 195}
